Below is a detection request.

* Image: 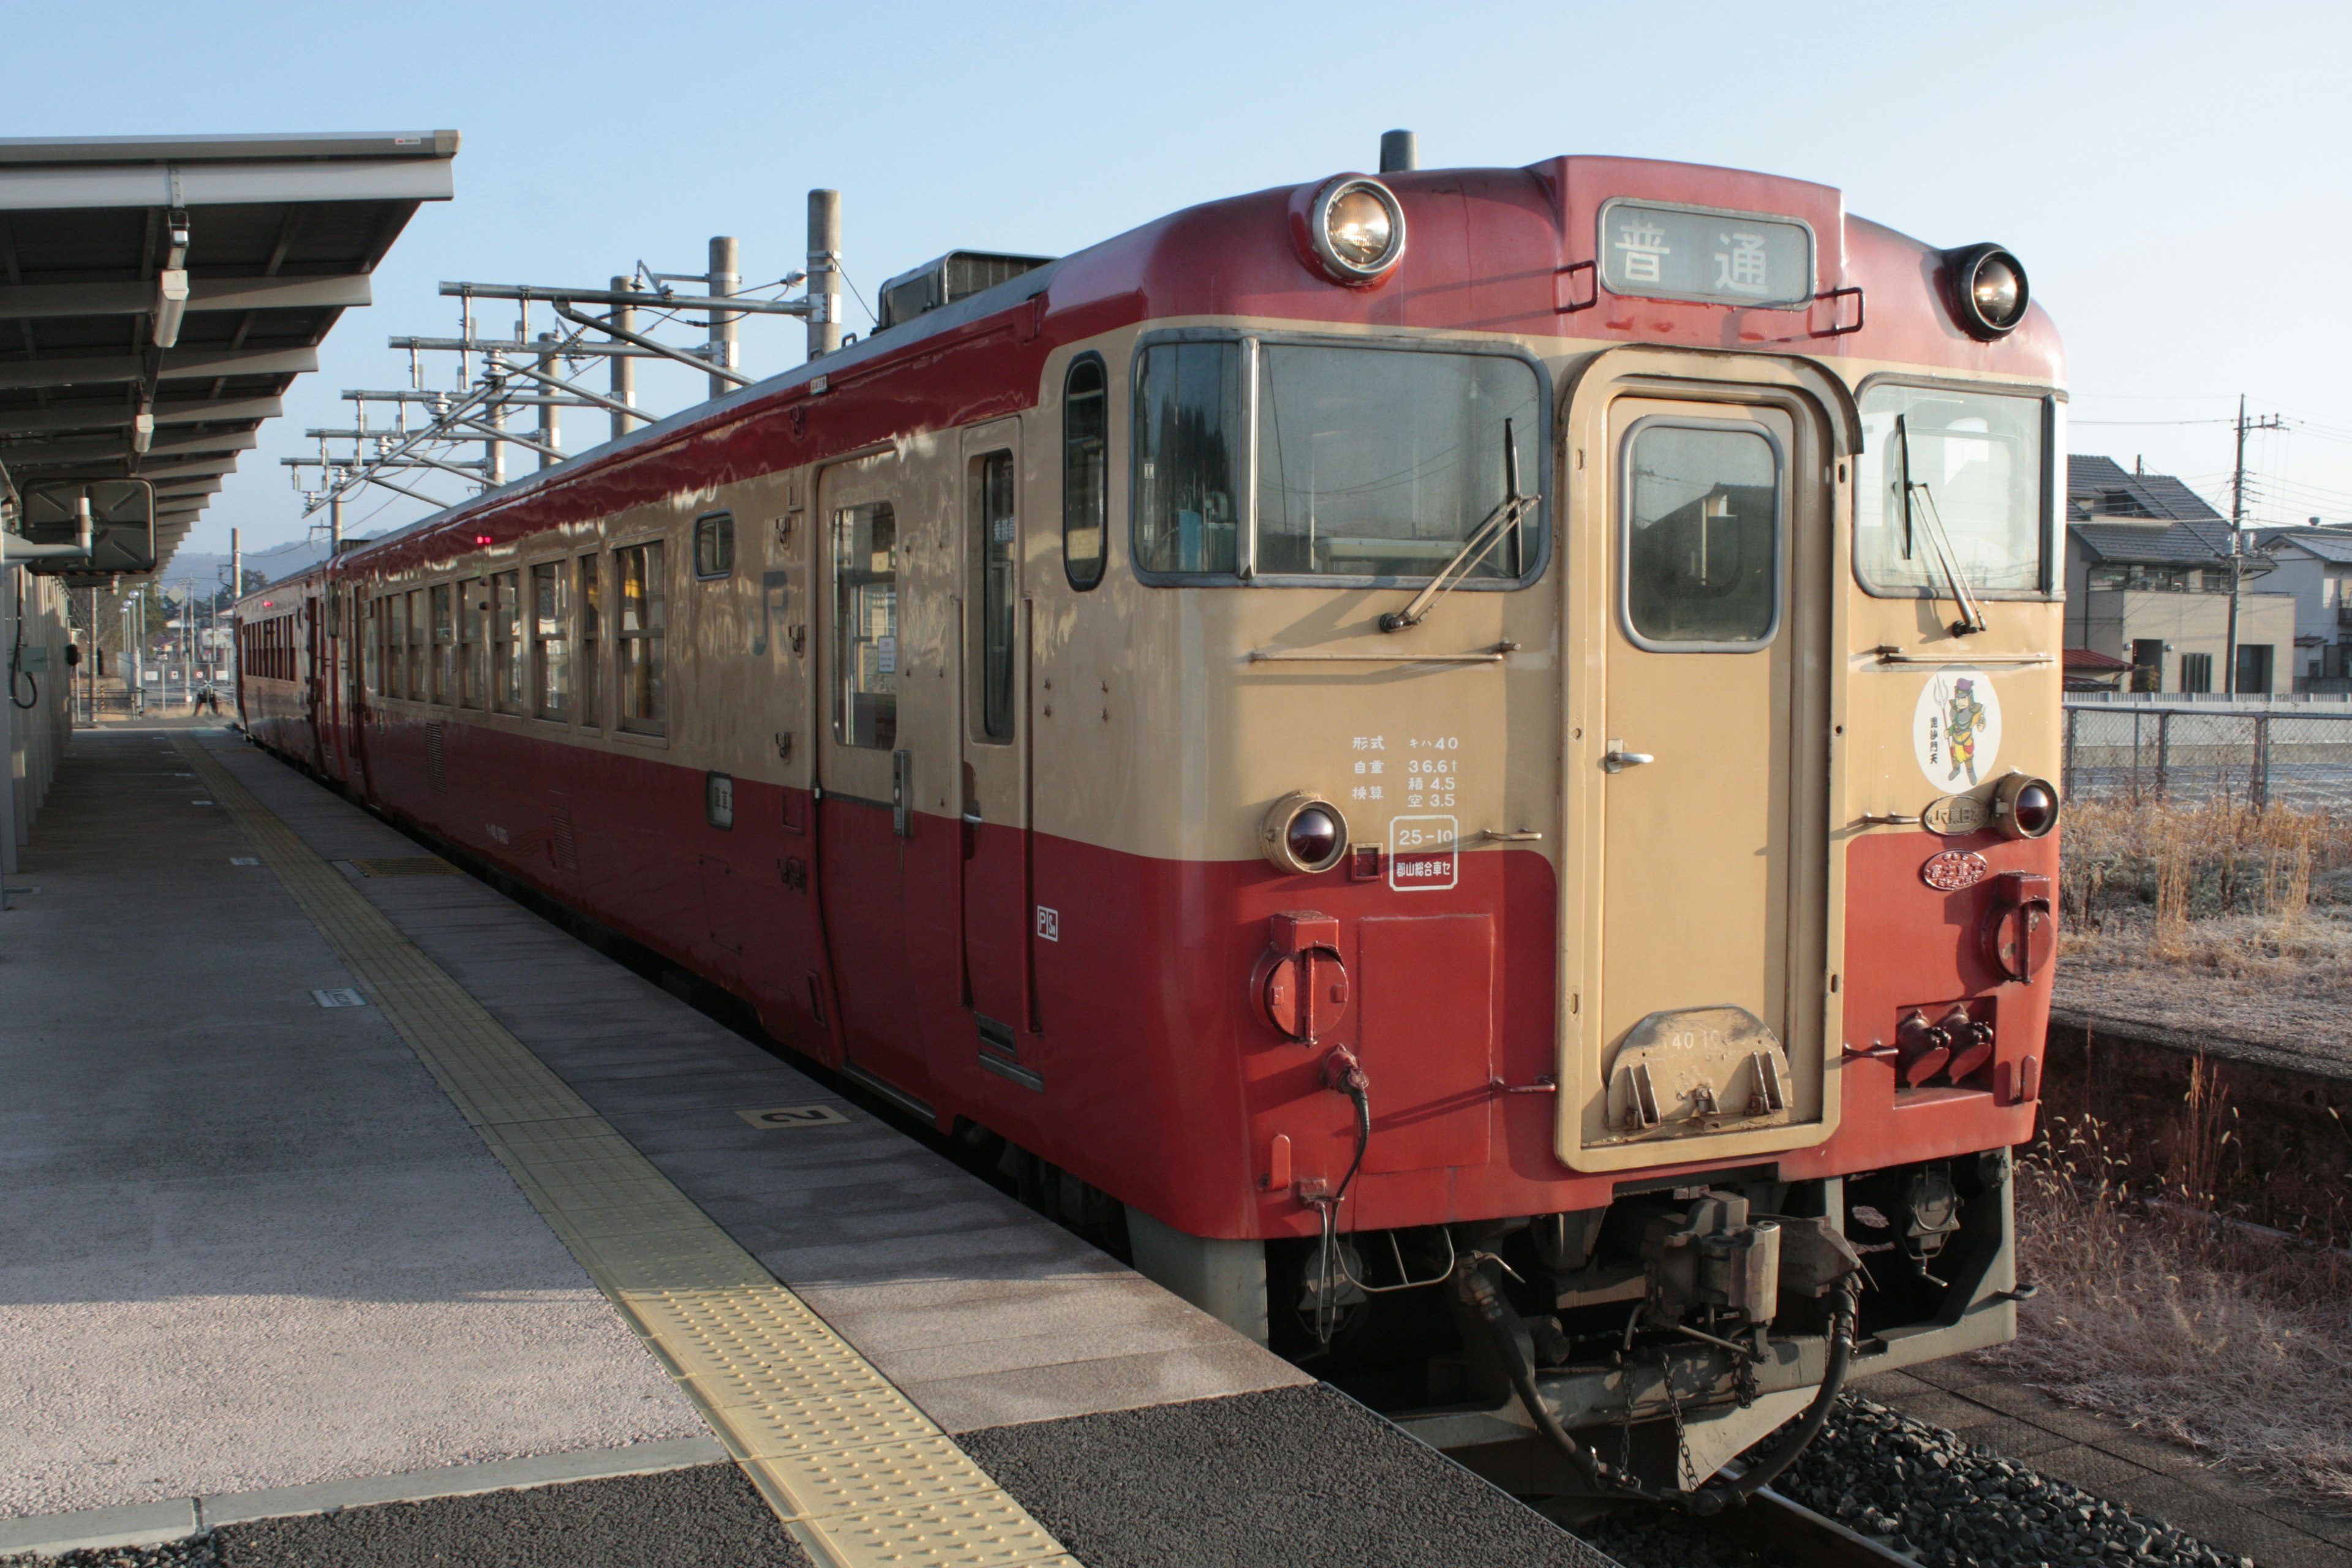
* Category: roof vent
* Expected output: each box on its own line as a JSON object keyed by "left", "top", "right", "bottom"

{"left": 876, "top": 251, "right": 1054, "bottom": 331}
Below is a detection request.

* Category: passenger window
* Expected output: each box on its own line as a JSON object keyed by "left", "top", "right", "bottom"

{"left": 405, "top": 589, "right": 426, "bottom": 697}
{"left": 361, "top": 598, "right": 379, "bottom": 693}
{"left": 456, "top": 579, "right": 482, "bottom": 709}
{"left": 430, "top": 584, "right": 453, "bottom": 703}
{"left": 1133, "top": 341, "right": 1242, "bottom": 574}
{"left": 576, "top": 554, "right": 601, "bottom": 728}
{"left": 489, "top": 570, "right": 522, "bottom": 712}
{"left": 973, "top": 452, "right": 1017, "bottom": 741}
{"left": 616, "top": 542, "right": 666, "bottom": 734}
{"left": 694, "top": 511, "right": 735, "bottom": 579}
{"left": 1622, "top": 421, "right": 1782, "bottom": 648}
{"left": 1062, "top": 356, "right": 1107, "bottom": 590}
{"left": 832, "top": 502, "right": 897, "bottom": 748}
{"left": 532, "top": 561, "right": 570, "bottom": 719}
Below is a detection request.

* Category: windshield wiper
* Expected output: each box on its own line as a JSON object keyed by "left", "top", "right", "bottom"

{"left": 1896, "top": 413, "right": 1988, "bottom": 637}
{"left": 1380, "top": 418, "right": 1536, "bottom": 633}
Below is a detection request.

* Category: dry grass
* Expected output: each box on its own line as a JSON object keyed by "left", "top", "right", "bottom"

{"left": 2063, "top": 797, "right": 2352, "bottom": 978}
{"left": 1987, "top": 1102, "right": 2352, "bottom": 1509}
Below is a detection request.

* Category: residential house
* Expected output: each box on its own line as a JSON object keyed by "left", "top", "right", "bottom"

{"left": 2064, "top": 455, "right": 2295, "bottom": 693}
{"left": 2252, "top": 524, "right": 2352, "bottom": 685}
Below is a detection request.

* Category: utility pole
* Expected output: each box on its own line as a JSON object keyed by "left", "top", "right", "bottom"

{"left": 707, "top": 236, "right": 740, "bottom": 401}
{"left": 808, "top": 190, "right": 843, "bottom": 360}
{"left": 609, "top": 276, "right": 639, "bottom": 442}
{"left": 537, "top": 331, "right": 562, "bottom": 469}
{"left": 2223, "top": 394, "right": 2289, "bottom": 696}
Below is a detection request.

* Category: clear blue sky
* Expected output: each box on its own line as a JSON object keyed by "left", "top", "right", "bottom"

{"left": 13, "top": 0, "right": 2351, "bottom": 565}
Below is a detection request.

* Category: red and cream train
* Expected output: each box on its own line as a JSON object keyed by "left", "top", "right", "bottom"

{"left": 241, "top": 148, "right": 2064, "bottom": 1509}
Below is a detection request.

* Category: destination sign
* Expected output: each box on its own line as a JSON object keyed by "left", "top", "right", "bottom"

{"left": 1597, "top": 200, "right": 1814, "bottom": 309}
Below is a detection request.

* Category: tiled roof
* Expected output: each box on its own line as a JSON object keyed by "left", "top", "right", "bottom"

{"left": 2063, "top": 647, "right": 2131, "bottom": 671}
{"left": 2258, "top": 527, "right": 2352, "bottom": 564}
{"left": 2067, "top": 455, "right": 2234, "bottom": 564}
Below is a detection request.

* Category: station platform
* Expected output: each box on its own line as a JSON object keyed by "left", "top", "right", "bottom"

{"left": 2, "top": 719, "right": 1616, "bottom": 1568}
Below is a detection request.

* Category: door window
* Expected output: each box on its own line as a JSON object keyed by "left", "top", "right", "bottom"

{"left": 1063, "top": 355, "right": 1107, "bottom": 590}
{"left": 577, "top": 554, "right": 601, "bottom": 727}
{"left": 405, "top": 589, "right": 426, "bottom": 696}
{"left": 1621, "top": 420, "right": 1783, "bottom": 649}
{"left": 616, "top": 542, "right": 666, "bottom": 734}
{"left": 533, "top": 561, "right": 569, "bottom": 719}
{"left": 974, "top": 453, "right": 1017, "bottom": 742}
{"left": 833, "top": 502, "right": 898, "bottom": 748}
{"left": 489, "top": 570, "right": 522, "bottom": 712}
{"left": 431, "top": 584, "right": 453, "bottom": 702}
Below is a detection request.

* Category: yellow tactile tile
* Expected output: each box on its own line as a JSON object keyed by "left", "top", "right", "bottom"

{"left": 175, "top": 736, "right": 1079, "bottom": 1568}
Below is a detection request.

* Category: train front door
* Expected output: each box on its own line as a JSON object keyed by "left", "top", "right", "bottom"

{"left": 956, "top": 421, "right": 1035, "bottom": 1085}
{"left": 1574, "top": 375, "right": 1834, "bottom": 1169}
{"left": 814, "top": 449, "right": 928, "bottom": 1102}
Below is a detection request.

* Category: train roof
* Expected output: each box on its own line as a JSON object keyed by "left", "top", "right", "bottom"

{"left": 246, "top": 153, "right": 2065, "bottom": 599}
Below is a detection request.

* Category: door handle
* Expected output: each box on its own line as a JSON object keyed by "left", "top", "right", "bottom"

{"left": 1601, "top": 745, "right": 1656, "bottom": 774}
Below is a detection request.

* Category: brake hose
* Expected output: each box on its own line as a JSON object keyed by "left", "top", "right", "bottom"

{"left": 1455, "top": 1265, "right": 1860, "bottom": 1515}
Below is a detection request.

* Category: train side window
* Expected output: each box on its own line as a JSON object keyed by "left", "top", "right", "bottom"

{"left": 532, "top": 561, "right": 570, "bottom": 720}
{"left": 490, "top": 570, "right": 523, "bottom": 714}
{"left": 832, "top": 502, "right": 897, "bottom": 748}
{"left": 694, "top": 511, "right": 735, "bottom": 579}
{"left": 457, "top": 578, "right": 483, "bottom": 709}
{"left": 576, "top": 554, "right": 601, "bottom": 728}
{"left": 405, "top": 589, "right": 427, "bottom": 697}
{"left": 1062, "top": 355, "right": 1107, "bottom": 590}
{"left": 430, "top": 584, "right": 453, "bottom": 703}
{"left": 1133, "top": 341, "right": 1242, "bottom": 575}
{"left": 386, "top": 597, "right": 406, "bottom": 699}
{"left": 973, "top": 452, "right": 1017, "bottom": 742}
{"left": 616, "top": 542, "right": 667, "bottom": 735}
{"left": 1621, "top": 419, "right": 1784, "bottom": 649}
{"left": 361, "top": 598, "right": 379, "bottom": 693}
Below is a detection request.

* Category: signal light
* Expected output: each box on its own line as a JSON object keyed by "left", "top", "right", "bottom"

{"left": 1992, "top": 774, "right": 2059, "bottom": 839}
{"left": 1261, "top": 791, "right": 1349, "bottom": 875}
{"left": 473, "top": 532, "right": 494, "bottom": 546}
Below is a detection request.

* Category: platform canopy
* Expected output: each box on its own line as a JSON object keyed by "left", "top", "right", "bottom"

{"left": 0, "top": 131, "right": 458, "bottom": 585}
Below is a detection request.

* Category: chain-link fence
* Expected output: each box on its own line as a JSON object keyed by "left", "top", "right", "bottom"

{"left": 2064, "top": 704, "right": 2352, "bottom": 809}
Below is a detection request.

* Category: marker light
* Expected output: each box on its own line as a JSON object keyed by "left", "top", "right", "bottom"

{"left": 1946, "top": 244, "right": 2030, "bottom": 339}
{"left": 1296, "top": 176, "right": 1408, "bottom": 285}
{"left": 1261, "top": 791, "right": 1349, "bottom": 874}
{"left": 1992, "top": 774, "right": 2059, "bottom": 839}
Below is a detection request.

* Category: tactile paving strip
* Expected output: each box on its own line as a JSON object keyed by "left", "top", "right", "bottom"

{"left": 178, "top": 735, "right": 1080, "bottom": 1568}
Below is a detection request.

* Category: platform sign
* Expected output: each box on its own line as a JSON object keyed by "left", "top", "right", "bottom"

{"left": 1387, "top": 815, "right": 1458, "bottom": 892}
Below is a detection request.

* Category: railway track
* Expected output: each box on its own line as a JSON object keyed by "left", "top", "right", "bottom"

{"left": 1724, "top": 1482, "right": 1920, "bottom": 1566}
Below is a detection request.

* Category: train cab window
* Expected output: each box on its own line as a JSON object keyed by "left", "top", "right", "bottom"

{"left": 616, "top": 541, "right": 666, "bottom": 735}
{"left": 1854, "top": 384, "right": 2049, "bottom": 598}
{"left": 832, "top": 502, "right": 897, "bottom": 748}
{"left": 430, "top": 584, "right": 454, "bottom": 703}
{"left": 1621, "top": 420, "right": 1783, "bottom": 648}
{"left": 1134, "top": 336, "right": 1547, "bottom": 584}
{"left": 576, "top": 554, "right": 601, "bottom": 728}
{"left": 457, "top": 578, "right": 483, "bottom": 709}
{"left": 1134, "top": 342, "right": 1243, "bottom": 574}
{"left": 490, "top": 570, "right": 523, "bottom": 714}
{"left": 972, "top": 453, "right": 1017, "bottom": 741}
{"left": 1255, "top": 344, "right": 1542, "bottom": 580}
{"left": 532, "top": 561, "right": 570, "bottom": 720}
{"left": 693, "top": 511, "right": 734, "bottom": 579}
{"left": 1062, "top": 355, "right": 1107, "bottom": 590}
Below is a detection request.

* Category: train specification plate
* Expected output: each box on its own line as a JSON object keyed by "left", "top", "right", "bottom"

{"left": 1921, "top": 850, "right": 1991, "bottom": 891}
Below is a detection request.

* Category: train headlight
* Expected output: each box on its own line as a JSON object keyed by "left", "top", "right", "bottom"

{"left": 1991, "top": 773, "right": 2060, "bottom": 839}
{"left": 1262, "top": 791, "right": 1349, "bottom": 874}
{"left": 1945, "top": 243, "right": 2030, "bottom": 338}
{"left": 1297, "top": 176, "right": 1407, "bottom": 285}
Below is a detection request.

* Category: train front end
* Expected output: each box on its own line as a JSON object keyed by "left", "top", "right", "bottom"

{"left": 1063, "top": 154, "right": 2065, "bottom": 1506}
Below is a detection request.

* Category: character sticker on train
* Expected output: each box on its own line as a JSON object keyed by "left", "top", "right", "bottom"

{"left": 1913, "top": 669, "right": 2003, "bottom": 790}
{"left": 1389, "top": 815, "right": 1458, "bottom": 891}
